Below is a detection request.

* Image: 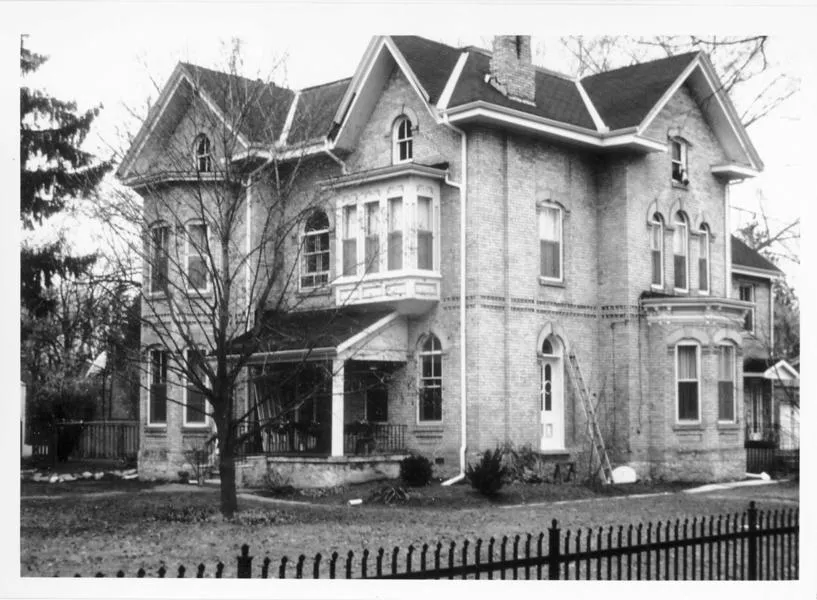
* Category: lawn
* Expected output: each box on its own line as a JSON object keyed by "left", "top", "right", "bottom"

{"left": 20, "top": 478, "right": 798, "bottom": 577}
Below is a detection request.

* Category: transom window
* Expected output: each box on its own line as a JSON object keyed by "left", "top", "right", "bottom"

{"left": 393, "top": 117, "right": 413, "bottom": 163}
{"left": 717, "top": 345, "right": 736, "bottom": 422}
{"left": 673, "top": 212, "right": 689, "bottom": 291}
{"left": 186, "top": 223, "right": 209, "bottom": 292}
{"left": 184, "top": 349, "right": 208, "bottom": 426}
{"left": 676, "top": 343, "right": 699, "bottom": 422}
{"left": 698, "top": 224, "right": 710, "bottom": 294}
{"left": 539, "top": 204, "right": 563, "bottom": 282}
{"left": 194, "top": 134, "right": 213, "bottom": 173}
{"left": 301, "top": 211, "right": 330, "bottom": 288}
{"left": 149, "top": 348, "right": 168, "bottom": 425}
{"left": 650, "top": 213, "right": 664, "bottom": 288}
{"left": 418, "top": 334, "right": 442, "bottom": 422}
{"left": 671, "top": 138, "right": 688, "bottom": 184}
{"left": 739, "top": 284, "right": 755, "bottom": 332}
{"left": 149, "top": 224, "right": 170, "bottom": 295}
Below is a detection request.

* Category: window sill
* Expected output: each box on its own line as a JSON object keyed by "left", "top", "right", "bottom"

{"left": 672, "top": 181, "right": 690, "bottom": 190}
{"left": 673, "top": 423, "right": 703, "bottom": 432}
{"left": 716, "top": 422, "right": 740, "bottom": 431}
{"left": 297, "top": 286, "right": 332, "bottom": 297}
{"left": 182, "top": 425, "right": 211, "bottom": 433}
{"left": 334, "top": 270, "right": 441, "bottom": 285}
{"left": 413, "top": 424, "right": 444, "bottom": 432}
{"left": 145, "top": 425, "right": 167, "bottom": 434}
{"left": 539, "top": 277, "right": 565, "bottom": 289}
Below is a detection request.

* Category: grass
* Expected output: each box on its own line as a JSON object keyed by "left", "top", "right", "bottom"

{"left": 20, "top": 478, "right": 798, "bottom": 577}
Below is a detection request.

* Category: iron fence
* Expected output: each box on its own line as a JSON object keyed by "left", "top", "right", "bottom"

{"left": 746, "top": 446, "right": 799, "bottom": 476}
{"left": 68, "top": 501, "right": 797, "bottom": 579}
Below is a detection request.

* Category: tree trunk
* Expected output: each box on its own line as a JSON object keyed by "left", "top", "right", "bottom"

{"left": 216, "top": 414, "right": 239, "bottom": 518}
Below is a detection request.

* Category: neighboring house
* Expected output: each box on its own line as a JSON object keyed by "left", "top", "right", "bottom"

{"left": 119, "top": 35, "right": 767, "bottom": 485}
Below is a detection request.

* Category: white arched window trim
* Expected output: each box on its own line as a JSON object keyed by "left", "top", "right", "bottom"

{"left": 698, "top": 224, "right": 710, "bottom": 295}
{"left": 417, "top": 333, "right": 442, "bottom": 424}
{"left": 673, "top": 212, "right": 689, "bottom": 292}
{"left": 650, "top": 213, "right": 664, "bottom": 289}
{"left": 716, "top": 343, "right": 737, "bottom": 423}
{"left": 392, "top": 116, "right": 413, "bottom": 164}
{"left": 299, "top": 210, "right": 331, "bottom": 290}
{"left": 675, "top": 341, "right": 701, "bottom": 423}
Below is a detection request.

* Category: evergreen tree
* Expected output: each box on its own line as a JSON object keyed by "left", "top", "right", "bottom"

{"left": 20, "top": 38, "right": 113, "bottom": 317}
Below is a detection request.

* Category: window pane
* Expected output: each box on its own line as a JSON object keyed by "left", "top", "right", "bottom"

{"left": 652, "top": 250, "right": 662, "bottom": 285}
{"left": 343, "top": 239, "right": 357, "bottom": 276}
{"left": 673, "top": 225, "right": 686, "bottom": 255}
{"left": 718, "top": 382, "right": 734, "bottom": 421}
{"left": 418, "top": 231, "right": 433, "bottom": 270}
{"left": 343, "top": 205, "right": 357, "bottom": 239}
{"left": 677, "top": 346, "right": 697, "bottom": 379}
{"left": 365, "top": 235, "right": 379, "bottom": 274}
{"left": 388, "top": 232, "right": 402, "bottom": 270}
{"left": 539, "top": 207, "right": 559, "bottom": 241}
{"left": 678, "top": 382, "right": 698, "bottom": 420}
{"left": 188, "top": 256, "right": 207, "bottom": 289}
{"left": 388, "top": 198, "right": 402, "bottom": 232}
{"left": 718, "top": 346, "right": 733, "bottom": 380}
{"left": 541, "top": 240, "right": 560, "bottom": 278}
{"left": 674, "top": 255, "right": 686, "bottom": 289}
{"left": 671, "top": 141, "right": 681, "bottom": 161}
{"left": 650, "top": 223, "right": 661, "bottom": 250}
{"left": 698, "top": 258, "right": 708, "bottom": 291}
{"left": 420, "top": 386, "right": 442, "bottom": 421}
{"left": 417, "top": 197, "right": 432, "bottom": 230}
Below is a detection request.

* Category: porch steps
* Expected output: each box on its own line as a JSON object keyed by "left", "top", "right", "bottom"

{"left": 566, "top": 353, "right": 613, "bottom": 484}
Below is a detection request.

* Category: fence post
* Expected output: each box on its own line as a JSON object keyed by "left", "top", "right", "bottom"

{"left": 237, "top": 544, "right": 253, "bottom": 578}
{"left": 548, "top": 519, "right": 561, "bottom": 580}
{"left": 747, "top": 502, "right": 758, "bottom": 581}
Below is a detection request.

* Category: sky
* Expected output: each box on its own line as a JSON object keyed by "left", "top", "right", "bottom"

{"left": 7, "top": 2, "right": 815, "bottom": 291}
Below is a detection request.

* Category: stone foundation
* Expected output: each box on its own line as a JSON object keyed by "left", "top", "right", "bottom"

{"left": 237, "top": 454, "right": 410, "bottom": 488}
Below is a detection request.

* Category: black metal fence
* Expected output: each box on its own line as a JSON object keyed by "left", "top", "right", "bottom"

{"left": 746, "top": 446, "right": 799, "bottom": 476}
{"left": 71, "top": 502, "right": 797, "bottom": 579}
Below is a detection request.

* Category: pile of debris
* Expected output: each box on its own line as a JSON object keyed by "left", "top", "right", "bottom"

{"left": 22, "top": 468, "right": 139, "bottom": 483}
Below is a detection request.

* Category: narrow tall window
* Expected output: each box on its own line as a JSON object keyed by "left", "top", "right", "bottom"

{"left": 150, "top": 225, "right": 169, "bottom": 294}
{"left": 149, "top": 349, "right": 168, "bottom": 425}
{"left": 418, "top": 334, "right": 442, "bottom": 422}
{"left": 195, "top": 134, "right": 213, "bottom": 173}
{"left": 301, "top": 211, "right": 330, "bottom": 288}
{"left": 393, "top": 117, "right": 413, "bottom": 163}
{"left": 388, "top": 197, "right": 403, "bottom": 271}
{"left": 739, "top": 284, "right": 755, "bottom": 332}
{"left": 364, "top": 202, "right": 380, "bottom": 274}
{"left": 184, "top": 349, "right": 207, "bottom": 426}
{"left": 539, "top": 205, "right": 562, "bottom": 281}
{"left": 676, "top": 343, "right": 699, "bottom": 422}
{"left": 698, "top": 225, "right": 710, "bottom": 294}
{"left": 718, "top": 345, "right": 736, "bottom": 422}
{"left": 673, "top": 212, "right": 688, "bottom": 291}
{"left": 342, "top": 205, "right": 358, "bottom": 276}
{"left": 671, "top": 138, "right": 687, "bottom": 184}
{"left": 186, "top": 223, "right": 209, "bottom": 292}
{"left": 650, "top": 213, "right": 664, "bottom": 288}
{"left": 417, "top": 196, "right": 433, "bottom": 270}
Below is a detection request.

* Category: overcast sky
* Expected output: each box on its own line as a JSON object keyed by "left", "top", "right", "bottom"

{"left": 8, "top": 3, "right": 815, "bottom": 290}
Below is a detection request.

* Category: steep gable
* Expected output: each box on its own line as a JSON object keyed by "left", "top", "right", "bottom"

{"left": 731, "top": 236, "right": 782, "bottom": 274}
{"left": 287, "top": 78, "right": 351, "bottom": 146}
{"left": 390, "top": 36, "right": 463, "bottom": 105}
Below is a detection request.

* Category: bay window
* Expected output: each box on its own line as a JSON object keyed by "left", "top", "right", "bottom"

{"left": 387, "top": 197, "right": 403, "bottom": 271}
{"left": 717, "top": 345, "right": 736, "bottom": 422}
{"left": 364, "top": 202, "right": 379, "bottom": 274}
{"left": 417, "top": 196, "right": 433, "bottom": 270}
{"left": 676, "top": 343, "right": 699, "bottom": 422}
{"left": 342, "top": 205, "right": 357, "bottom": 276}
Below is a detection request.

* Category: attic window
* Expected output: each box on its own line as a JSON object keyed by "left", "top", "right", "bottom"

{"left": 194, "top": 134, "right": 213, "bottom": 173}
{"left": 393, "top": 117, "right": 413, "bottom": 164}
{"left": 671, "top": 138, "right": 688, "bottom": 185}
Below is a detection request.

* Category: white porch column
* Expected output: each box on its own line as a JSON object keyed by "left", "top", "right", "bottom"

{"left": 331, "top": 359, "right": 346, "bottom": 457}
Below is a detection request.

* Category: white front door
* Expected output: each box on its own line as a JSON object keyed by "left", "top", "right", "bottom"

{"left": 540, "top": 357, "right": 564, "bottom": 451}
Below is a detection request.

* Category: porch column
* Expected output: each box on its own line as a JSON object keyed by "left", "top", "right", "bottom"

{"left": 331, "top": 359, "right": 345, "bottom": 457}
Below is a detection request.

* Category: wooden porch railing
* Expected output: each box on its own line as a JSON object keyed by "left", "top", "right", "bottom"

{"left": 344, "top": 423, "right": 407, "bottom": 455}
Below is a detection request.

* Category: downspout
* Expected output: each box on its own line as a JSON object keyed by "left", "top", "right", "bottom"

{"left": 244, "top": 155, "right": 275, "bottom": 329}
{"left": 440, "top": 115, "right": 467, "bottom": 486}
{"left": 324, "top": 141, "right": 348, "bottom": 175}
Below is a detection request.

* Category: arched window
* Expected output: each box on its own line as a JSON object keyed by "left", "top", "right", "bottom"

{"left": 148, "top": 347, "right": 168, "bottom": 425}
{"left": 194, "top": 134, "right": 213, "bottom": 173}
{"left": 673, "top": 212, "right": 689, "bottom": 291}
{"left": 698, "top": 224, "right": 710, "bottom": 294}
{"left": 418, "top": 334, "right": 442, "bottom": 422}
{"left": 717, "top": 344, "right": 736, "bottom": 422}
{"left": 650, "top": 213, "right": 664, "bottom": 288}
{"left": 393, "top": 116, "right": 413, "bottom": 164}
{"left": 541, "top": 338, "right": 553, "bottom": 355}
{"left": 301, "top": 210, "right": 330, "bottom": 288}
{"left": 676, "top": 342, "right": 700, "bottom": 422}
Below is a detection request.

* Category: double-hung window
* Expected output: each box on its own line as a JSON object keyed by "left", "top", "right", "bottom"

{"left": 673, "top": 213, "right": 688, "bottom": 291}
{"left": 650, "top": 214, "right": 664, "bottom": 288}
{"left": 417, "top": 196, "right": 433, "bottom": 270}
{"left": 149, "top": 225, "right": 169, "bottom": 294}
{"left": 698, "top": 225, "right": 710, "bottom": 294}
{"left": 364, "top": 202, "right": 379, "bottom": 274}
{"left": 739, "top": 284, "right": 755, "bottom": 332}
{"left": 195, "top": 134, "right": 213, "bottom": 173}
{"left": 301, "top": 211, "right": 330, "bottom": 288}
{"left": 676, "top": 343, "right": 699, "bottom": 422}
{"left": 393, "top": 117, "right": 413, "bottom": 163}
{"left": 418, "top": 334, "right": 442, "bottom": 422}
{"left": 149, "top": 349, "right": 168, "bottom": 425}
{"left": 539, "top": 205, "right": 562, "bottom": 281}
{"left": 186, "top": 223, "right": 209, "bottom": 292}
{"left": 184, "top": 349, "right": 208, "bottom": 426}
{"left": 671, "top": 138, "right": 688, "bottom": 184}
{"left": 342, "top": 205, "right": 358, "bottom": 276}
{"left": 717, "top": 345, "right": 736, "bottom": 422}
{"left": 387, "top": 197, "right": 403, "bottom": 271}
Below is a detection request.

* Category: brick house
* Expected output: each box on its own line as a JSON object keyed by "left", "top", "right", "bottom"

{"left": 118, "top": 35, "right": 770, "bottom": 486}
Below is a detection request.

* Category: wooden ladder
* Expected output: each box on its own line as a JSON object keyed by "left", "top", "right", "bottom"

{"left": 566, "top": 352, "right": 614, "bottom": 484}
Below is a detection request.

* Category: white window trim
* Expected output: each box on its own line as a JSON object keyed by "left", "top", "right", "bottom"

{"left": 392, "top": 117, "right": 413, "bottom": 165}
{"left": 148, "top": 224, "right": 170, "bottom": 297}
{"left": 538, "top": 203, "right": 564, "bottom": 284}
{"left": 671, "top": 138, "right": 688, "bottom": 184}
{"left": 417, "top": 335, "right": 443, "bottom": 425}
{"left": 194, "top": 134, "right": 213, "bottom": 173}
{"left": 675, "top": 342, "right": 701, "bottom": 424}
{"left": 717, "top": 344, "right": 737, "bottom": 424}
{"left": 673, "top": 216, "right": 689, "bottom": 293}
{"left": 298, "top": 213, "right": 331, "bottom": 291}
{"left": 698, "top": 227, "right": 710, "bottom": 295}
{"left": 148, "top": 348, "right": 168, "bottom": 427}
{"left": 185, "top": 222, "right": 211, "bottom": 294}
{"left": 650, "top": 216, "right": 664, "bottom": 289}
{"left": 183, "top": 348, "right": 211, "bottom": 428}
{"left": 739, "top": 284, "right": 756, "bottom": 334}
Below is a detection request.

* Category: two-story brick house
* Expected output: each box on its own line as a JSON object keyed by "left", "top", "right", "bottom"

{"left": 118, "top": 35, "right": 767, "bottom": 486}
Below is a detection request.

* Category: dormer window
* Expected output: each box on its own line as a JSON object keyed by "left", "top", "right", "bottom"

{"left": 194, "top": 134, "right": 213, "bottom": 173}
{"left": 671, "top": 138, "right": 688, "bottom": 184}
{"left": 393, "top": 117, "right": 413, "bottom": 164}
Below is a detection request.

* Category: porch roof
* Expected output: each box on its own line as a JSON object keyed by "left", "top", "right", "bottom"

{"left": 227, "top": 308, "right": 405, "bottom": 362}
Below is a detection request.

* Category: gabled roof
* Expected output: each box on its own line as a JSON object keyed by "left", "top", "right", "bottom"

{"left": 731, "top": 235, "right": 783, "bottom": 275}
{"left": 286, "top": 78, "right": 351, "bottom": 146}
{"left": 582, "top": 52, "right": 699, "bottom": 130}
{"left": 390, "top": 36, "right": 463, "bottom": 105}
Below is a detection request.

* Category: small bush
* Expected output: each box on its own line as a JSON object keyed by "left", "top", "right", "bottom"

{"left": 466, "top": 447, "right": 508, "bottom": 496}
{"left": 368, "top": 485, "right": 410, "bottom": 505}
{"left": 504, "top": 443, "right": 551, "bottom": 483}
{"left": 400, "top": 454, "right": 433, "bottom": 487}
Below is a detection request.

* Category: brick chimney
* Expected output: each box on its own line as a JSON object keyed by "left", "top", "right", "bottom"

{"left": 489, "top": 35, "right": 536, "bottom": 104}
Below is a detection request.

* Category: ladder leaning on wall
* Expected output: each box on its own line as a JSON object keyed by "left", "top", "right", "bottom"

{"left": 566, "top": 353, "right": 614, "bottom": 484}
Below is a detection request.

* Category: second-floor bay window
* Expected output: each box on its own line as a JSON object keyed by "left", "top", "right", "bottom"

{"left": 186, "top": 223, "right": 209, "bottom": 292}
{"left": 539, "top": 204, "right": 562, "bottom": 281}
{"left": 149, "top": 224, "right": 170, "bottom": 294}
{"left": 364, "top": 202, "right": 379, "bottom": 274}
{"left": 673, "top": 212, "right": 689, "bottom": 291}
{"left": 388, "top": 197, "right": 403, "bottom": 271}
{"left": 342, "top": 205, "right": 358, "bottom": 276}
{"left": 698, "top": 224, "right": 710, "bottom": 294}
{"left": 417, "top": 196, "right": 433, "bottom": 270}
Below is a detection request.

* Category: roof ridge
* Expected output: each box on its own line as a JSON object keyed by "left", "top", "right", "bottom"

{"left": 180, "top": 61, "right": 293, "bottom": 93}
{"left": 298, "top": 76, "right": 353, "bottom": 92}
{"left": 581, "top": 50, "right": 700, "bottom": 81}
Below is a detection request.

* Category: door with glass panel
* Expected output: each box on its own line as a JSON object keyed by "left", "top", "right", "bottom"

{"left": 539, "top": 338, "right": 564, "bottom": 451}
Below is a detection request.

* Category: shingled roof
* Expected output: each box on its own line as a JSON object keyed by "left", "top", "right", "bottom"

{"left": 731, "top": 235, "right": 782, "bottom": 274}
{"left": 286, "top": 78, "right": 351, "bottom": 146}
{"left": 390, "top": 36, "right": 463, "bottom": 105}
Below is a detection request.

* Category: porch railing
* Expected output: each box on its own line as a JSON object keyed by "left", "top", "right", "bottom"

{"left": 344, "top": 423, "right": 407, "bottom": 455}
{"left": 745, "top": 424, "right": 779, "bottom": 447}
{"left": 25, "top": 420, "right": 139, "bottom": 461}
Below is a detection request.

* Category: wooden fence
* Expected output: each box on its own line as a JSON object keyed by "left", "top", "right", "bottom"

{"left": 27, "top": 421, "right": 139, "bottom": 461}
{"left": 71, "top": 501, "right": 797, "bottom": 579}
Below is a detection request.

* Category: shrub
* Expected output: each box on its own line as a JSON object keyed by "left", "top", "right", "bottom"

{"left": 504, "top": 443, "right": 551, "bottom": 483}
{"left": 400, "top": 454, "right": 433, "bottom": 487}
{"left": 368, "top": 485, "right": 410, "bottom": 505}
{"left": 466, "top": 447, "right": 508, "bottom": 496}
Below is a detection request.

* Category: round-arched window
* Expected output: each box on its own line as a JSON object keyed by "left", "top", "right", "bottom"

{"left": 194, "top": 134, "right": 213, "bottom": 173}
{"left": 393, "top": 116, "right": 413, "bottom": 163}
